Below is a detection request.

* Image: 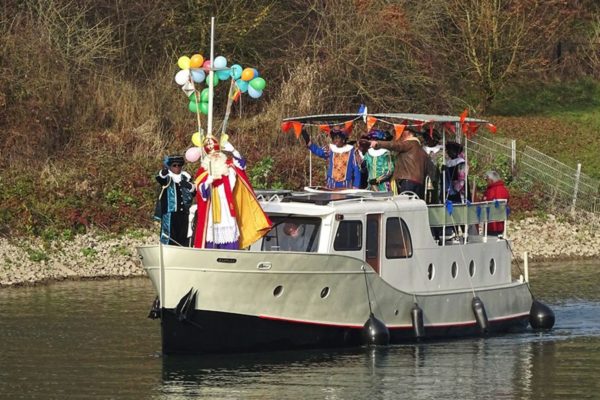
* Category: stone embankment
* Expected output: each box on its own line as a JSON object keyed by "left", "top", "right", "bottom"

{"left": 0, "top": 213, "right": 598, "bottom": 287}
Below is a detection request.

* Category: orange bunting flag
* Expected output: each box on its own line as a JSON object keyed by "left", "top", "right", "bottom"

{"left": 469, "top": 122, "right": 480, "bottom": 136}
{"left": 344, "top": 120, "right": 353, "bottom": 133}
{"left": 486, "top": 123, "right": 497, "bottom": 134}
{"left": 281, "top": 121, "right": 292, "bottom": 133}
{"left": 460, "top": 108, "right": 468, "bottom": 124}
{"left": 394, "top": 124, "right": 406, "bottom": 140}
{"left": 319, "top": 124, "right": 331, "bottom": 134}
{"left": 292, "top": 121, "right": 303, "bottom": 139}
{"left": 444, "top": 122, "right": 456, "bottom": 134}
{"left": 366, "top": 116, "right": 378, "bottom": 132}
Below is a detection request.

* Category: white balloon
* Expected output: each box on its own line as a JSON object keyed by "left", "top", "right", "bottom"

{"left": 175, "top": 69, "right": 190, "bottom": 86}
{"left": 213, "top": 55, "right": 227, "bottom": 69}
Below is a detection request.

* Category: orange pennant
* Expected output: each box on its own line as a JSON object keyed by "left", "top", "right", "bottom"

{"left": 292, "top": 122, "right": 303, "bottom": 139}
{"left": 394, "top": 124, "right": 406, "bottom": 140}
{"left": 486, "top": 123, "right": 497, "bottom": 134}
{"left": 344, "top": 120, "right": 353, "bottom": 133}
{"left": 460, "top": 109, "right": 468, "bottom": 124}
{"left": 281, "top": 121, "right": 292, "bottom": 133}
{"left": 366, "top": 116, "right": 377, "bottom": 132}
{"left": 319, "top": 124, "right": 331, "bottom": 134}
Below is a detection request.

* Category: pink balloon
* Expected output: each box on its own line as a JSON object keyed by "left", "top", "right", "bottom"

{"left": 202, "top": 59, "right": 212, "bottom": 71}
{"left": 185, "top": 147, "right": 202, "bottom": 163}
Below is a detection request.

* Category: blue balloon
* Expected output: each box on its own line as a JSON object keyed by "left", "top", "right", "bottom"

{"left": 248, "top": 85, "right": 263, "bottom": 99}
{"left": 235, "top": 79, "right": 248, "bottom": 93}
{"left": 213, "top": 55, "right": 227, "bottom": 69}
{"left": 216, "top": 70, "right": 230, "bottom": 81}
{"left": 191, "top": 69, "right": 205, "bottom": 83}
{"left": 230, "top": 64, "right": 242, "bottom": 80}
{"left": 251, "top": 68, "right": 259, "bottom": 78}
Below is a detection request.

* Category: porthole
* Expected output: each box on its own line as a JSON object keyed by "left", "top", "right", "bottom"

{"left": 273, "top": 285, "right": 284, "bottom": 297}
{"left": 469, "top": 260, "right": 476, "bottom": 277}
{"left": 320, "top": 287, "right": 330, "bottom": 299}
{"left": 489, "top": 259, "right": 496, "bottom": 275}
{"left": 451, "top": 262, "right": 458, "bottom": 279}
{"left": 427, "top": 263, "right": 435, "bottom": 280}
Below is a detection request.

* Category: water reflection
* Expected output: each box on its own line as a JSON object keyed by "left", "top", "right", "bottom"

{"left": 0, "top": 262, "right": 598, "bottom": 399}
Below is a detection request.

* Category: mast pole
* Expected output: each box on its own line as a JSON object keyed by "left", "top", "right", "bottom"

{"left": 207, "top": 17, "right": 215, "bottom": 137}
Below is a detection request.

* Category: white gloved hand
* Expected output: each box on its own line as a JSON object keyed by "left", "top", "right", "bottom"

{"left": 205, "top": 175, "right": 214, "bottom": 185}
{"left": 223, "top": 142, "right": 235, "bottom": 153}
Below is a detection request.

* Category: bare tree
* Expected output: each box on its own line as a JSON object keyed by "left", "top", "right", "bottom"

{"left": 437, "top": 0, "right": 575, "bottom": 112}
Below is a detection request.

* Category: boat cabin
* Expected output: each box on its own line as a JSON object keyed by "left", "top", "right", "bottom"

{"left": 251, "top": 189, "right": 510, "bottom": 293}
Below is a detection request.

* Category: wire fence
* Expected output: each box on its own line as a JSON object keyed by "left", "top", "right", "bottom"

{"left": 467, "top": 132, "right": 600, "bottom": 213}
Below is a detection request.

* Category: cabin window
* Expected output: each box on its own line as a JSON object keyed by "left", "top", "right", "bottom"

{"left": 334, "top": 221, "right": 362, "bottom": 251}
{"left": 385, "top": 217, "right": 413, "bottom": 259}
{"left": 261, "top": 217, "right": 321, "bottom": 252}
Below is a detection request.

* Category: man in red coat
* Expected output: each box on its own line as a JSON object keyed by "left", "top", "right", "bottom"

{"left": 483, "top": 170, "right": 510, "bottom": 236}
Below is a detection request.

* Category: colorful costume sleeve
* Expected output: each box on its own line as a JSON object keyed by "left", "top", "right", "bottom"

{"left": 308, "top": 143, "right": 329, "bottom": 160}
{"left": 233, "top": 167, "right": 273, "bottom": 248}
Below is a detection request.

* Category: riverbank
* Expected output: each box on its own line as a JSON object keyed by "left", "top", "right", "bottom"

{"left": 1, "top": 213, "right": 598, "bottom": 287}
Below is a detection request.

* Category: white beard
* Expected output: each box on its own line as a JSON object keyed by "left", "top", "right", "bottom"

{"left": 201, "top": 152, "right": 230, "bottom": 178}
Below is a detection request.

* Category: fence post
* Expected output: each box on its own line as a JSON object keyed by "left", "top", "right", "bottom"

{"left": 571, "top": 163, "right": 581, "bottom": 214}
{"left": 511, "top": 140, "right": 516, "bottom": 176}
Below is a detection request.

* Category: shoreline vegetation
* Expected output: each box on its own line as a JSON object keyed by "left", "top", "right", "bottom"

{"left": 1, "top": 212, "right": 598, "bottom": 288}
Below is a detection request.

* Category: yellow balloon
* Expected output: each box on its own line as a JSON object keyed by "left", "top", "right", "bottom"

{"left": 191, "top": 131, "right": 203, "bottom": 147}
{"left": 219, "top": 134, "right": 229, "bottom": 148}
{"left": 178, "top": 56, "right": 191, "bottom": 70}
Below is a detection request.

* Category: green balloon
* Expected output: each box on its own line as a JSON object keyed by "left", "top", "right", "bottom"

{"left": 205, "top": 73, "right": 219, "bottom": 87}
{"left": 189, "top": 93, "right": 202, "bottom": 105}
{"left": 200, "top": 101, "right": 209, "bottom": 115}
{"left": 201, "top": 88, "right": 209, "bottom": 102}
{"left": 188, "top": 101, "right": 201, "bottom": 113}
{"left": 188, "top": 91, "right": 198, "bottom": 102}
{"left": 249, "top": 77, "right": 266, "bottom": 91}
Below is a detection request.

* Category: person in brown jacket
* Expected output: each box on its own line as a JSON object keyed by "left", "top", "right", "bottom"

{"left": 362, "top": 129, "right": 430, "bottom": 198}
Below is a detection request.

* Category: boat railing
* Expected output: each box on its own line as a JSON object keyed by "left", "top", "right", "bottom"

{"left": 427, "top": 200, "right": 508, "bottom": 227}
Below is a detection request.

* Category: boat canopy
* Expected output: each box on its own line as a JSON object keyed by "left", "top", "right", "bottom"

{"left": 282, "top": 113, "right": 488, "bottom": 125}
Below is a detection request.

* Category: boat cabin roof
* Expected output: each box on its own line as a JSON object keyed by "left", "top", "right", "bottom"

{"left": 256, "top": 189, "right": 426, "bottom": 217}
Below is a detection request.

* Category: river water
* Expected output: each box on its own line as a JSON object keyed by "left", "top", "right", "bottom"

{"left": 0, "top": 261, "right": 598, "bottom": 399}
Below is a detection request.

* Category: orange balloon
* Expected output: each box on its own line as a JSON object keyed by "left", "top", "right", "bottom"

{"left": 190, "top": 54, "right": 204, "bottom": 69}
{"left": 241, "top": 68, "right": 254, "bottom": 81}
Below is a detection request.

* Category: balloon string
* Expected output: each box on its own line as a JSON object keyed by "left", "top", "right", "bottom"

{"left": 193, "top": 79, "right": 203, "bottom": 136}
{"left": 220, "top": 79, "right": 236, "bottom": 136}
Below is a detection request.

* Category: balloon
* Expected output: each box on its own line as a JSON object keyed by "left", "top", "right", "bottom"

{"left": 200, "top": 101, "right": 209, "bottom": 115}
{"left": 241, "top": 68, "right": 254, "bottom": 81}
{"left": 177, "top": 56, "right": 191, "bottom": 70}
{"left": 188, "top": 91, "right": 201, "bottom": 103}
{"left": 191, "top": 131, "right": 203, "bottom": 147}
{"left": 188, "top": 101, "right": 201, "bottom": 113}
{"left": 251, "top": 68, "right": 260, "bottom": 78}
{"left": 191, "top": 69, "right": 205, "bottom": 83}
{"left": 249, "top": 77, "right": 266, "bottom": 91}
{"left": 213, "top": 56, "right": 227, "bottom": 69}
{"left": 230, "top": 64, "right": 242, "bottom": 80}
{"left": 185, "top": 147, "right": 202, "bottom": 163}
{"left": 235, "top": 79, "right": 249, "bottom": 93}
{"left": 202, "top": 60, "right": 212, "bottom": 71}
{"left": 189, "top": 54, "right": 204, "bottom": 68}
{"left": 200, "top": 88, "right": 209, "bottom": 102}
{"left": 216, "top": 70, "right": 230, "bottom": 81}
{"left": 205, "top": 73, "right": 219, "bottom": 87}
{"left": 248, "top": 86, "right": 263, "bottom": 99}
{"left": 175, "top": 69, "right": 190, "bottom": 85}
